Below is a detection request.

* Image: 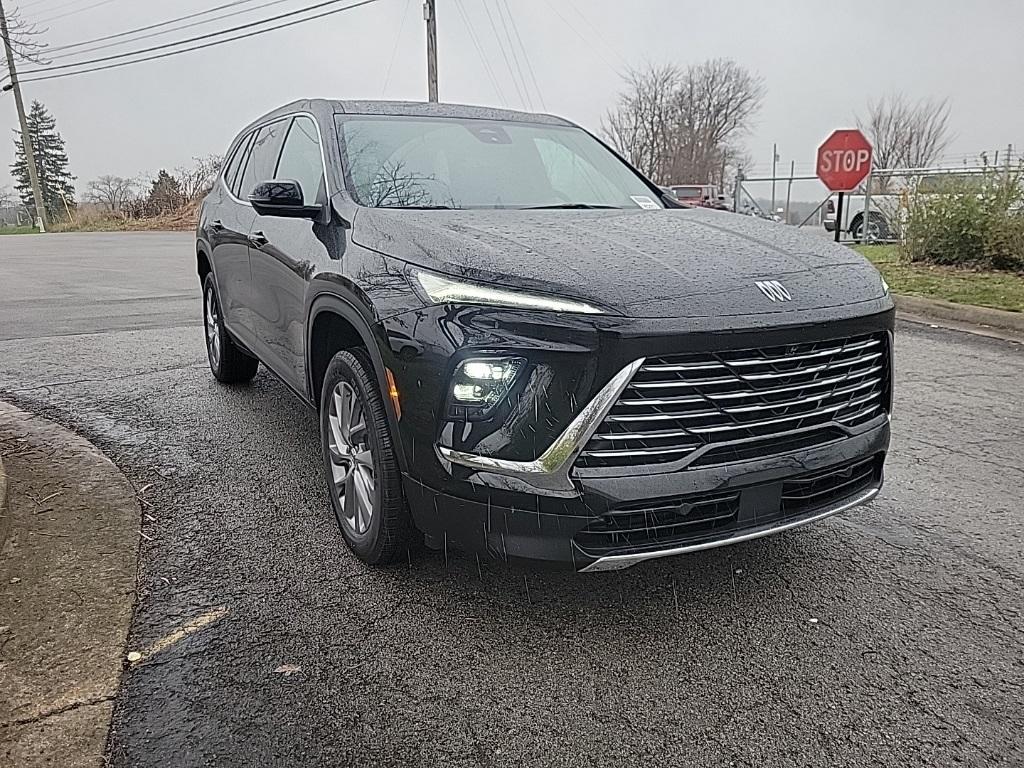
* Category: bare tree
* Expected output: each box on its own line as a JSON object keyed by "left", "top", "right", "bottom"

{"left": 84, "top": 175, "right": 138, "bottom": 215}
{"left": 603, "top": 59, "right": 765, "bottom": 186}
{"left": 0, "top": 185, "right": 14, "bottom": 208}
{"left": 603, "top": 64, "right": 682, "bottom": 184}
{"left": 858, "top": 93, "right": 953, "bottom": 189}
{"left": 0, "top": 8, "right": 50, "bottom": 67}
{"left": 175, "top": 154, "right": 224, "bottom": 203}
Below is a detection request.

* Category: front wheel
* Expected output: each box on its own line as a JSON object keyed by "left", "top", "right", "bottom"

{"left": 202, "top": 273, "right": 259, "bottom": 383}
{"left": 320, "top": 350, "right": 416, "bottom": 565}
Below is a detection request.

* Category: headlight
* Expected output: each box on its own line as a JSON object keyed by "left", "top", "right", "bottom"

{"left": 881, "top": 277, "right": 890, "bottom": 295}
{"left": 416, "top": 271, "right": 603, "bottom": 314}
{"left": 448, "top": 356, "right": 525, "bottom": 420}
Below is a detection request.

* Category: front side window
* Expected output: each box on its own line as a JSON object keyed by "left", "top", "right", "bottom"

{"left": 237, "top": 119, "right": 288, "bottom": 200}
{"left": 336, "top": 115, "right": 663, "bottom": 210}
{"left": 275, "top": 116, "right": 325, "bottom": 205}
{"left": 223, "top": 132, "right": 253, "bottom": 196}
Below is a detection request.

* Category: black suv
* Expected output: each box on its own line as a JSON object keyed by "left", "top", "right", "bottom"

{"left": 197, "top": 99, "right": 893, "bottom": 571}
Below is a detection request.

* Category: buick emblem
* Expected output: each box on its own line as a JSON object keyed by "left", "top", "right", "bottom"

{"left": 755, "top": 280, "right": 792, "bottom": 302}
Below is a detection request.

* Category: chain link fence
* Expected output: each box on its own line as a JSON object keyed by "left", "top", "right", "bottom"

{"left": 733, "top": 146, "right": 1019, "bottom": 245}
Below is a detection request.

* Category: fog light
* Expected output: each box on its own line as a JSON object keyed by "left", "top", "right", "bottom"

{"left": 449, "top": 357, "right": 525, "bottom": 419}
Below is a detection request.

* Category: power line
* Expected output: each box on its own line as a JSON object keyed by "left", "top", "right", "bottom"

{"left": 493, "top": 0, "right": 535, "bottom": 110}
{"left": 10, "top": 0, "right": 381, "bottom": 84}
{"left": 17, "top": 0, "right": 373, "bottom": 76}
{"left": 380, "top": 0, "right": 410, "bottom": 95}
{"left": 451, "top": 0, "right": 506, "bottom": 107}
{"left": 45, "top": 0, "right": 265, "bottom": 53}
{"left": 498, "top": 0, "right": 544, "bottom": 110}
{"left": 14, "top": 0, "right": 98, "bottom": 18}
{"left": 563, "top": 0, "right": 629, "bottom": 70}
{"left": 31, "top": 0, "right": 123, "bottom": 25}
{"left": 43, "top": 0, "right": 294, "bottom": 62}
{"left": 480, "top": 0, "right": 528, "bottom": 109}
{"left": 538, "top": 0, "right": 621, "bottom": 77}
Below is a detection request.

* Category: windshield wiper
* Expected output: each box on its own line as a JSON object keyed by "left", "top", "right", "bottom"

{"left": 523, "top": 203, "right": 621, "bottom": 209}
{"left": 377, "top": 205, "right": 457, "bottom": 210}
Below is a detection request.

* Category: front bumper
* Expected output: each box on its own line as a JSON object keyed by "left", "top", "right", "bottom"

{"left": 404, "top": 416, "right": 889, "bottom": 571}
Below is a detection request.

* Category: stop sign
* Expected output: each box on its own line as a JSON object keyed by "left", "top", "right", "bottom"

{"left": 816, "top": 129, "right": 873, "bottom": 192}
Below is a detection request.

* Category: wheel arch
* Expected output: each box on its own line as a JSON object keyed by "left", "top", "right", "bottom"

{"left": 306, "top": 292, "right": 408, "bottom": 471}
{"left": 197, "top": 240, "right": 215, "bottom": 285}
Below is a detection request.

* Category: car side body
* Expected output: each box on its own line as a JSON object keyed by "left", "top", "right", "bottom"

{"left": 197, "top": 99, "right": 894, "bottom": 571}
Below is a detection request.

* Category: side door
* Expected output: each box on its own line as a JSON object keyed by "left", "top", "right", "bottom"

{"left": 247, "top": 115, "right": 330, "bottom": 392}
{"left": 232, "top": 119, "right": 289, "bottom": 342}
{"left": 208, "top": 131, "right": 256, "bottom": 333}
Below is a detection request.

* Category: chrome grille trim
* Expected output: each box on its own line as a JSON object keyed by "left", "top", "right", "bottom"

{"left": 629, "top": 351, "right": 882, "bottom": 388}
{"left": 606, "top": 379, "right": 881, "bottom": 422}
{"left": 617, "top": 364, "right": 883, "bottom": 405}
{"left": 576, "top": 332, "right": 890, "bottom": 469}
{"left": 639, "top": 337, "right": 880, "bottom": 372}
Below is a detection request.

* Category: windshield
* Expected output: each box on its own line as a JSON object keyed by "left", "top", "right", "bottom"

{"left": 336, "top": 115, "right": 664, "bottom": 210}
{"left": 672, "top": 186, "right": 704, "bottom": 198}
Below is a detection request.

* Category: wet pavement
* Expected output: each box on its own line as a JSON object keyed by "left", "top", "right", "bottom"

{"left": 0, "top": 232, "right": 1021, "bottom": 766}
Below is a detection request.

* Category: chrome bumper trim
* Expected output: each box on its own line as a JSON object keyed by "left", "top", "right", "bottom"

{"left": 436, "top": 358, "right": 645, "bottom": 496}
{"left": 579, "top": 484, "right": 880, "bottom": 572}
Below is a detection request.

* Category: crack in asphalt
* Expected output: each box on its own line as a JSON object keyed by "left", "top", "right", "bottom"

{"left": 1, "top": 693, "right": 116, "bottom": 729}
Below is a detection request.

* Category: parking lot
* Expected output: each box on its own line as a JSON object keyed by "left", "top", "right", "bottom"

{"left": 1, "top": 232, "right": 1022, "bottom": 766}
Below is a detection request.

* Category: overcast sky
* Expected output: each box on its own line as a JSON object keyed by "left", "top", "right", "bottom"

{"left": 2, "top": 0, "right": 1022, "bottom": 200}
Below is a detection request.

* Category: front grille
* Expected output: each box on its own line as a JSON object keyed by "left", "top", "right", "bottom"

{"left": 574, "top": 491, "right": 742, "bottom": 553}
{"left": 780, "top": 454, "right": 881, "bottom": 517}
{"left": 573, "top": 453, "right": 883, "bottom": 555}
{"left": 577, "top": 332, "right": 889, "bottom": 469}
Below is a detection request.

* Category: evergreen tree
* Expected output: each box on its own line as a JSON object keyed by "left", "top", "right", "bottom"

{"left": 145, "top": 169, "right": 184, "bottom": 215}
{"left": 10, "top": 101, "right": 77, "bottom": 222}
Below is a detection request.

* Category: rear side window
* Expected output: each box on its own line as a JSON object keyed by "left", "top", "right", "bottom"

{"left": 236, "top": 119, "right": 288, "bottom": 200}
{"left": 223, "top": 132, "right": 253, "bottom": 196}
{"left": 274, "top": 116, "right": 325, "bottom": 205}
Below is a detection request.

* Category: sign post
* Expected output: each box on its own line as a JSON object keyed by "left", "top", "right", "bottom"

{"left": 816, "top": 129, "right": 873, "bottom": 243}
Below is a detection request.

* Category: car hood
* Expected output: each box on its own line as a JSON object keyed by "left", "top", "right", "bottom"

{"left": 351, "top": 207, "right": 886, "bottom": 319}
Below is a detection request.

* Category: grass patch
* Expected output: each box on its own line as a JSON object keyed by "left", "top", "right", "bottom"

{"left": 0, "top": 225, "right": 37, "bottom": 235}
{"left": 855, "top": 245, "right": 1024, "bottom": 313}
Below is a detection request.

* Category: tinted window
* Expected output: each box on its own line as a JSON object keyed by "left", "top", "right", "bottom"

{"left": 275, "top": 116, "right": 325, "bottom": 205}
{"left": 337, "top": 116, "right": 662, "bottom": 209}
{"left": 237, "top": 119, "right": 288, "bottom": 200}
{"left": 672, "top": 186, "right": 703, "bottom": 198}
{"left": 223, "top": 132, "right": 253, "bottom": 196}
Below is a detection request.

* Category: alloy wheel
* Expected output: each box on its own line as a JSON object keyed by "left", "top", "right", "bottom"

{"left": 327, "top": 381, "right": 375, "bottom": 535}
{"left": 204, "top": 286, "right": 221, "bottom": 368}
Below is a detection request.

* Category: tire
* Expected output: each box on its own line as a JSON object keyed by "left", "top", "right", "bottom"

{"left": 851, "top": 212, "right": 890, "bottom": 243}
{"left": 202, "top": 273, "right": 259, "bottom": 384}
{"left": 319, "top": 349, "right": 416, "bottom": 565}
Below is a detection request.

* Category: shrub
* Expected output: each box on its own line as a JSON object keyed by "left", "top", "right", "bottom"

{"left": 901, "top": 165, "right": 1024, "bottom": 273}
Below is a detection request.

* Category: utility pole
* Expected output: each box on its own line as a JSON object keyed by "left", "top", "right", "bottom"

{"left": 0, "top": 0, "right": 47, "bottom": 231}
{"left": 769, "top": 143, "right": 779, "bottom": 216}
{"left": 784, "top": 160, "right": 794, "bottom": 224}
{"left": 424, "top": 0, "right": 437, "bottom": 102}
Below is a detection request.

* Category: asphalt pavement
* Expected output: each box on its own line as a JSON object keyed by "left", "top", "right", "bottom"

{"left": 0, "top": 232, "right": 1021, "bottom": 767}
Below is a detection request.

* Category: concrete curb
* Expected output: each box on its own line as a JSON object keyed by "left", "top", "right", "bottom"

{"left": 897, "top": 294, "right": 1024, "bottom": 339}
{"left": 0, "top": 401, "right": 140, "bottom": 766}
{"left": 0, "top": 451, "right": 7, "bottom": 552}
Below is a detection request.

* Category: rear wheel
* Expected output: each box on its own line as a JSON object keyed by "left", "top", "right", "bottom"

{"left": 203, "top": 273, "right": 259, "bottom": 383}
{"left": 320, "top": 350, "right": 416, "bottom": 565}
{"left": 851, "top": 212, "right": 890, "bottom": 243}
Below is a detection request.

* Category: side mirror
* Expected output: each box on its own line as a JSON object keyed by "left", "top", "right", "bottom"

{"left": 248, "top": 179, "right": 321, "bottom": 218}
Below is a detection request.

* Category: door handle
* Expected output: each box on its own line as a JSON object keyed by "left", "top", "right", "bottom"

{"left": 210, "top": 219, "right": 225, "bottom": 231}
{"left": 248, "top": 231, "right": 269, "bottom": 247}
